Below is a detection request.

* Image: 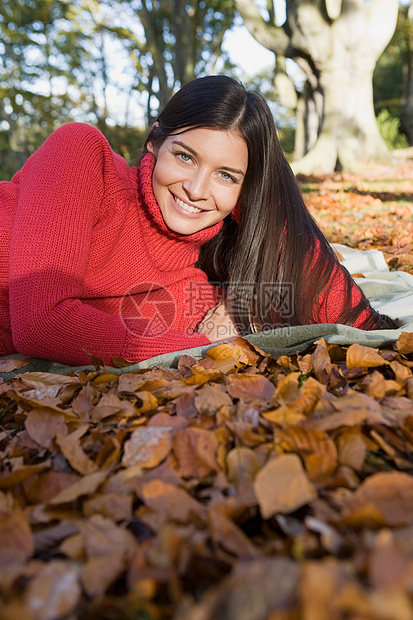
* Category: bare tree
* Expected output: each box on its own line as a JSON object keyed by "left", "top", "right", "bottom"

{"left": 236, "top": 0, "right": 399, "bottom": 173}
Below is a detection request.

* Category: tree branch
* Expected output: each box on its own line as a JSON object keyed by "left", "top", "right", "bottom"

{"left": 234, "top": 0, "right": 289, "bottom": 55}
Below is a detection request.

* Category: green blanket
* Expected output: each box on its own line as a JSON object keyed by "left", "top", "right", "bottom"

{"left": 2, "top": 244, "right": 412, "bottom": 378}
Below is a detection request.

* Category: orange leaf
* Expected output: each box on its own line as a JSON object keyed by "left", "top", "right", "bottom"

{"left": 0, "top": 358, "right": 30, "bottom": 372}
{"left": 82, "top": 552, "right": 125, "bottom": 599}
{"left": 122, "top": 427, "right": 172, "bottom": 469}
{"left": 346, "top": 344, "right": 388, "bottom": 369}
{"left": 48, "top": 471, "right": 108, "bottom": 505}
{"left": 227, "top": 374, "right": 275, "bottom": 402}
{"left": 0, "top": 504, "right": 34, "bottom": 569}
{"left": 274, "top": 427, "right": 337, "bottom": 481}
{"left": 24, "top": 560, "right": 81, "bottom": 619}
{"left": 346, "top": 471, "right": 413, "bottom": 527}
{"left": 140, "top": 479, "right": 204, "bottom": 522}
{"left": 173, "top": 427, "right": 219, "bottom": 479}
{"left": 396, "top": 331, "right": 413, "bottom": 355}
{"left": 24, "top": 409, "right": 67, "bottom": 450}
{"left": 56, "top": 425, "right": 97, "bottom": 475}
{"left": 254, "top": 453, "right": 317, "bottom": 518}
{"left": 194, "top": 383, "right": 232, "bottom": 415}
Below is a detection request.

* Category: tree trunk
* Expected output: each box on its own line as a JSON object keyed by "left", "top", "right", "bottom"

{"left": 291, "top": 0, "right": 399, "bottom": 173}
{"left": 401, "top": 2, "right": 413, "bottom": 145}
{"left": 236, "top": 0, "right": 400, "bottom": 173}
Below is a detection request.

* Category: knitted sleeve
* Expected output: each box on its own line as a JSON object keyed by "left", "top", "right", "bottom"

{"left": 9, "top": 123, "right": 209, "bottom": 365}
{"left": 312, "top": 261, "right": 375, "bottom": 327}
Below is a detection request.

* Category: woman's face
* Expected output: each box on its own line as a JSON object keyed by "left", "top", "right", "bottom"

{"left": 147, "top": 127, "right": 248, "bottom": 235}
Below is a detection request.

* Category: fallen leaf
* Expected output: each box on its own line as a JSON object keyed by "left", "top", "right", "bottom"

{"left": 173, "top": 427, "right": 219, "bottom": 479}
{"left": 396, "top": 332, "right": 413, "bottom": 355}
{"left": 0, "top": 358, "right": 30, "bottom": 372}
{"left": 227, "top": 373, "right": 275, "bottom": 402}
{"left": 254, "top": 454, "right": 317, "bottom": 518}
{"left": 82, "top": 551, "right": 125, "bottom": 599}
{"left": 48, "top": 471, "right": 108, "bottom": 505}
{"left": 0, "top": 504, "right": 34, "bottom": 569}
{"left": 346, "top": 344, "right": 388, "bottom": 369}
{"left": 345, "top": 471, "right": 413, "bottom": 527}
{"left": 140, "top": 479, "right": 204, "bottom": 522}
{"left": 24, "top": 409, "right": 67, "bottom": 449}
{"left": 122, "top": 427, "right": 172, "bottom": 468}
{"left": 24, "top": 560, "right": 81, "bottom": 620}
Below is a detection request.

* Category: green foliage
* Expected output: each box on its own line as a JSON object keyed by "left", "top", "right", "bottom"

{"left": 0, "top": 0, "right": 236, "bottom": 172}
{"left": 137, "top": 0, "right": 236, "bottom": 121}
{"left": 376, "top": 108, "right": 409, "bottom": 150}
{"left": 373, "top": 23, "right": 404, "bottom": 117}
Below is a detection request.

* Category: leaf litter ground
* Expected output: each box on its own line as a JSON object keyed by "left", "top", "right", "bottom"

{"left": 1, "top": 163, "right": 413, "bottom": 620}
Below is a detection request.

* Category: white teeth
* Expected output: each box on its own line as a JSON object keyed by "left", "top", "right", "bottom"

{"left": 174, "top": 195, "right": 202, "bottom": 214}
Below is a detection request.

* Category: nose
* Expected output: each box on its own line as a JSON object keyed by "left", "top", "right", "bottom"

{"left": 182, "top": 169, "right": 210, "bottom": 202}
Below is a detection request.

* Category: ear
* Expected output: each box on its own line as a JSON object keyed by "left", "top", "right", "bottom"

{"left": 146, "top": 121, "right": 159, "bottom": 154}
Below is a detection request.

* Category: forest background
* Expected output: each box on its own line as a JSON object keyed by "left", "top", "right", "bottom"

{"left": 1, "top": 0, "right": 413, "bottom": 180}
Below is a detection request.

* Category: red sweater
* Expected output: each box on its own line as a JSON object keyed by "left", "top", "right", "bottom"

{"left": 0, "top": 123, "right": 221, "bottom": 365}
{"left": 0, "top": 123, "right": 378, "bottom": 366}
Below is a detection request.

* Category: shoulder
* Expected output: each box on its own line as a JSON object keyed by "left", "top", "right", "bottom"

{"left": 36, "top": 123, "right": 132, "bottom": 184}
{"left": 42, "top": 122, "right": 111, "bottom": 156}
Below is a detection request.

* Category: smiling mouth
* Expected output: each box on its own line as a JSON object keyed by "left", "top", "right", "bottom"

{"left": 174, "top": 194, "right": 203, "bottom": 214}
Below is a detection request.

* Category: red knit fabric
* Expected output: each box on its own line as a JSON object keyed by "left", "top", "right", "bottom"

{"left": 1, "top": 123, "right": 223, "bottom": 365}
{"left": 0, "top": 123, "right": 378, "bottom": 366}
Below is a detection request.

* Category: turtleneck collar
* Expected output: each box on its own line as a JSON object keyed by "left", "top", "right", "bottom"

{"left": 135, "top": 152, "right": 223, "bottom": 270}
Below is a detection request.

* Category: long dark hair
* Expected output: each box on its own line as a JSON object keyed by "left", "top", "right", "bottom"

{"left": 143, "top": 76, "right": 397, "bottom": 332}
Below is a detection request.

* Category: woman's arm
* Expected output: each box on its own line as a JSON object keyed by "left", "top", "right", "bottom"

{"left": 313, "top": 260, "right": 399, "bottom": 329}
{"left": 9, "top": 124, "right": 209, "bottom": 365}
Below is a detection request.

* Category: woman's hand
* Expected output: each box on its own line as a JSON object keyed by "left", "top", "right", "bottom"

{"left": 197, "top": 303, "right": 239, "bottom": 343}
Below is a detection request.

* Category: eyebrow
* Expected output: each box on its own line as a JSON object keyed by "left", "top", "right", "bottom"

{"left": 172, "top": 140, "right": 246, "bottom": 177}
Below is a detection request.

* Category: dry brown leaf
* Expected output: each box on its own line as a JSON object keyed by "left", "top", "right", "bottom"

{"left": 345, "top": 471, "right": 413, "bottom": 527}
{"left": 262, "top": 405, "right": 306, "bottom": 427}
{"left": 24, "top": 560, "right": 81, "bottom": 620}
{"left": 227, "top": 373, "right": 275, "bottom": 402}
{"left": 273, "top": 372, "right": 300, "bottom": 404}
{"left": 24, "top": 409, "right": 67, "bottom": 449}
{"left": 0, "top": 461, "right": 52, "bottom": 489}
{"left": 194, "top": 383, "right": 232, "bottom": 415}
{"left": 91, "top": 392, "right": 137, "bottom": 421}
{"left": 346, "top": 343, "right": 388, "bottom": 369}
{"left": 205, "top": 337, "right": 261, "bottom": 370}
{"left": 173, "top": 427, "right": 219, "bottom": 479}
{"left": 122, "top": 427, "right": 172, "bottom": 468}
{"left": 336, "top": 428, "right": 367, "bottom": 471}
{"left": 226, "top": 446, "right": 260, "bottom": 485}
{"left": 308, "top": 391, "right": 387, "bottom": 430}
{"left": 0, "top": 504, "right": 34, "bottom": 569}
{"left": 0, "top": 358, "right": 30, "bottom": 372}
{"left": 80, "top": 514, "right": 138, "bottom": 560}
{"left": 226, "top": 446, "right": 259, "bottom": 505}
{"left": 140, "top": 479, "right": 204, "bottom": 522}
{"left": 396, "top": 332, "right": 413, "bottom": 355}
{"left": 83, "top": 492, "right": 133, "bottom": 521}
{"left": 368, "top": 529, "right": 411, "bottom": 589}
{"left": 254, "top": 453, "right": 317, "bottom": 518}
{"left": 312, "top": 338, "right": 333, "bottom": 383}
{"left": 208, "top": 510, "right": 259, "bottom": 559}
{"left": 82, "top": 552, "right": 125, "bottom": 599}
{"left": 299, "top": 560, "right": 343, "bottom": 620}
{"left": 274, "top": 427, "right": 337, "bottom": 481}
{"left": 48, "top": 471, "right": 108, "bottom": 505}
{"left": 56, "top": 425, "right": 98, "bottom": 475}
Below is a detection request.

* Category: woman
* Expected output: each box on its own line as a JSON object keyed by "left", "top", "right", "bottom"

{"left": 0, "top": 75, "right": 397, "bottom": 366}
